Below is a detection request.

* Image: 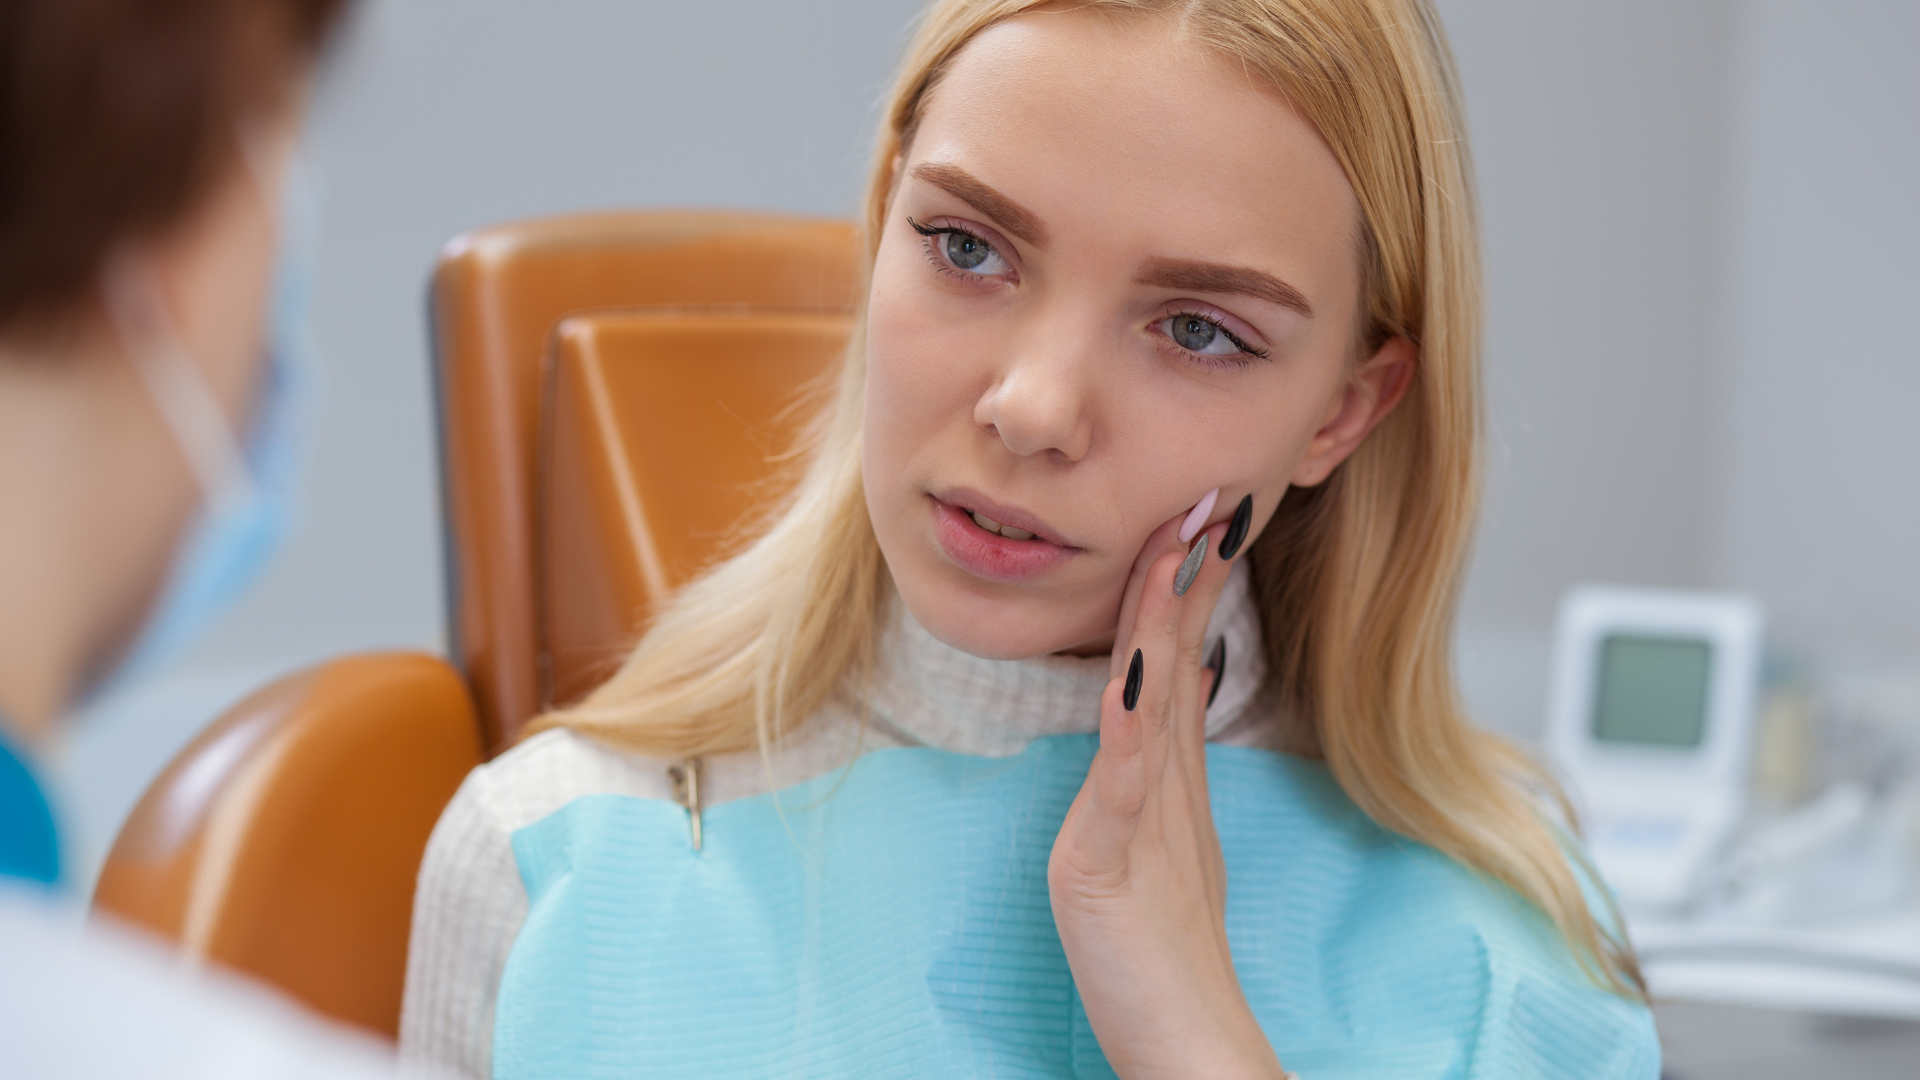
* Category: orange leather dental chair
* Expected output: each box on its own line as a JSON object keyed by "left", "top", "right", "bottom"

{"left": 92, "top": 210, "right": 861, "bottom": 1038}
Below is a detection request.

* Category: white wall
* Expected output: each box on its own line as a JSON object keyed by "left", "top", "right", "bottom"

{"left": 1439, "top": 0, "right": 1739, "bottom": 738}
{"left": 1445, "top": 0, "right": 1920, "bottom": 738}
{"left": 58, "top": 0, "right": 1920, "bottom": 879}
{"left": 1705, "top": 0, "right": 1920, "bottom": 668}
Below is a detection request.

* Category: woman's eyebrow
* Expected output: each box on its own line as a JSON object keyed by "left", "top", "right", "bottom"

{"left": 1136, "top": 256, "right": 1315, "bottom": 318}
{"left": 909, "top": 162, "right": 1048, "bottom": 246}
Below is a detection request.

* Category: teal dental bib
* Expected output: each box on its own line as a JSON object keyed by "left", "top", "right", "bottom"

{"left": 495, "top": 735, "right": 1657, "bottom": 1079}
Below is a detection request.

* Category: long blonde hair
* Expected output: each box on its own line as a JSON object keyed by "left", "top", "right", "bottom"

{"left": 537, "top": 0, "right": 1643, "bottom": 1000}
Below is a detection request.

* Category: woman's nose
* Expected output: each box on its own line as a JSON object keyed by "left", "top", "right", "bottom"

{"left": 973, "top": 335, "right": 1096, "bottom": 462}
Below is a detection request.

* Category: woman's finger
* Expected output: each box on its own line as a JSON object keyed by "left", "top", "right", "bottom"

{"left": 1107, "top": 494, "right": 1255, "bottom": 785}
{"left": 1057, "top": 677, "right": 1149, "bottom": 891}
{"left": 1176, "top": 495, "right": 1252, "bottom": 654}
{"left": 1119, "top": 541, "right": 1196, "bottom": 781}
{"left": 1110, "top": 511, "right": 1187, "bottom": 680}
{"left": 1171, "top": 497, "right": 1254, "bottom": 746}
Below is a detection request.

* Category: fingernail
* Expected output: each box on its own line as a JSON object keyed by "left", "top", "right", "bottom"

{"left": 1205, "top": 637, "right": 1226, "bottom": 708}
{"left": 1123, "top": 648, "right": 1143, "bottom": 711}
{"left": 1173, "top": 535, "right": 1208, "bottom": 596}
{"left": 1177, "top": 487, "right": 1220, "bottom": 543}
{"left": 1219, "top": 494, "right": 1253, "bottom": 560}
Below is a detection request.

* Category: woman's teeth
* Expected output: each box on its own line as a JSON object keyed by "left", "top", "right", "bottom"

{"left": 969, "top": 510, "right": 1034, "bottom": 542}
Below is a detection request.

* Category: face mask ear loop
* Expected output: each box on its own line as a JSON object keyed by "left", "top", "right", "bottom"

{"left": 100, "top": 255, "right": 259, "bottom": 514}
{"left": 237, "top": 118, "right": 323, "bottom": 379}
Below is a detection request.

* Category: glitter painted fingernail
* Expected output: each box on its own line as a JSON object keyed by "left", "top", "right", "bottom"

{"left": 1173, "top": 535, "right": 1208, "bottom": 596}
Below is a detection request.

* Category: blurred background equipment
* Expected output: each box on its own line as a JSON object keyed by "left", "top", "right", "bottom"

{"left": 1546, "top": 586, "right": 1764, "bottom": 911}
{"left": 1545, "top": 584, "right": 1920, "bottom": 1027}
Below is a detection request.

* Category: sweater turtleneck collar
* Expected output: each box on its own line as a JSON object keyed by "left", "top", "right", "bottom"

{"left": 860, "top": 560, "right": 1269, "bottom": 757}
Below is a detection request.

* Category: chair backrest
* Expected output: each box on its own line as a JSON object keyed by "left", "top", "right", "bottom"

{"left": 540, "top": 309, "right": 853, "bottom": 706}
{"left": 432, "top": 211, "right": 861, "bottom": 751}
{"left": 92, "top": 652, "right": 482, "bottom": 1039}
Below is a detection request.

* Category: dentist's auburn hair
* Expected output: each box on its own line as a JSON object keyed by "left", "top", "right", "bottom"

{"left": 0, "top": 0, "right": 349, "bottom": 336}
{"left": 535, "top": 0, "right": 1645, "bottom": 1000}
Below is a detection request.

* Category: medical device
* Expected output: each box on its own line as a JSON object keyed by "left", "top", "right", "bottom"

{"left": 1546, "top": 586, "right": 1764, "bottom": 911}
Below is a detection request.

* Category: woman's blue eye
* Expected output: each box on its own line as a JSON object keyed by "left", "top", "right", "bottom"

{"left": 908, "top": 217, "right": 1009, "bottom": 278}
{"left": 1165, "top": 314, "right": 1243, "bottom": 356}
{"left": 944, "top": 231, "right": 990, "bottom": 270}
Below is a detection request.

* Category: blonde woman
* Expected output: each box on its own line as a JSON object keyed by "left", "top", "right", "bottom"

{"left": 402, "top": 1, "right": 1659, "bottom": 1076}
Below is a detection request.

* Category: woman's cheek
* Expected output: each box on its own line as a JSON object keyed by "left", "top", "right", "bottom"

{"left": 861, "top": 304, "right": 961, "bottom": 540}
{"left": 866, "top": 299, "right": 986, "bottom": 451}
{"left": 861, "top": 315, "right": 926, "bottom": 464}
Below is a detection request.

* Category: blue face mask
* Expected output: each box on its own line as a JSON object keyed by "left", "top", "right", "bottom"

{"left": 90, "top": 154, "right": 320, "bottom": 696}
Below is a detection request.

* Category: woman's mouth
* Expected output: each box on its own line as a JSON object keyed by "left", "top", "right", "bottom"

{"left": 963, "top": 508, "right": 1035, "bottom": 542}
{"left": 929, "top": 494, "right": 1077, "bottom": 584}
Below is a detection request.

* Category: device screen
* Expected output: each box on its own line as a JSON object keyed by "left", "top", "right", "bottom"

{"left": 1592, "top": 634, "right": 1712, "bottom": 747}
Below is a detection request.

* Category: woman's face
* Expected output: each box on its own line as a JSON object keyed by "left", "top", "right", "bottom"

{"left": 863, "top": 8, "right": 1410, "bottom": 660}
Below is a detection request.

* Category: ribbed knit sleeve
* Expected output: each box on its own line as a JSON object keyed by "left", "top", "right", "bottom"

{"left": 399, "top": 769, "right": 527, "bottom": 1080}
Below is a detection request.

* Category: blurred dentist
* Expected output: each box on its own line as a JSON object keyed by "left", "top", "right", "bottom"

{"left": 0, "top": 0, "right": 397, "bottom": 1074}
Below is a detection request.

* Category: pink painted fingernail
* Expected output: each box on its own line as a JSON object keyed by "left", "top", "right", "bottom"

{"left": 1178, "top": 487, "right": 1219, "bottom": 543}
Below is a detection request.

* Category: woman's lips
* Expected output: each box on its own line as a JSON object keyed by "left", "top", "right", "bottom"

{"left": 931, "top": 497, "right": 1077, "bottom": 583}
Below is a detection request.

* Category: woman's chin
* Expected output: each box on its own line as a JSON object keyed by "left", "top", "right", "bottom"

{"left": 896, "top": 582, "right": 1110, "bottom": 662}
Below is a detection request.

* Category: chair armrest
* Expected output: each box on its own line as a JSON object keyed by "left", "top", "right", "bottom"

{"left": 92, "top": 651, "right": 483, "bottom": 1039}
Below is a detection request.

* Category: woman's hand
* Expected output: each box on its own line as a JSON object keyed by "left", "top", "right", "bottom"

{"left": 1048, "top": 495, "right": 1288, "bottom": 1080}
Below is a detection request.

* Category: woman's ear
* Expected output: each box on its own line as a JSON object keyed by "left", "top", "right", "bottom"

{"left": 1290, "top": 334, "right": 1416, "bottom": 487}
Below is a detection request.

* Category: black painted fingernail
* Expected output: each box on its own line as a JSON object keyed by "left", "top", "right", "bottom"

{"left": 1218, "top": 494, "right": 1253, "bottom": 560}
{"left": 1123, "top": 648, "right": 1143, "bottom": 711}
{"left": 1205, "top": 637, "right": 1226, "bottom": 709}
{"left": 1173, "top": 535, "right": 1208, "bottom": 596}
